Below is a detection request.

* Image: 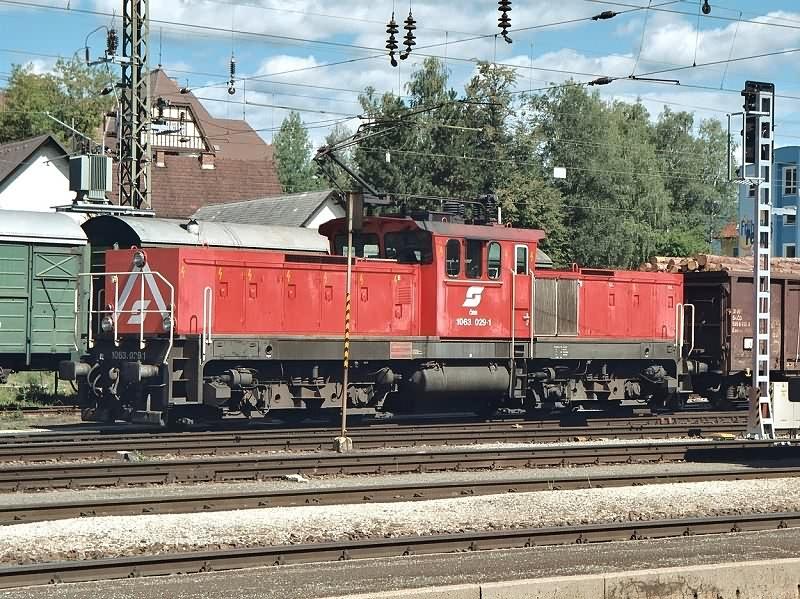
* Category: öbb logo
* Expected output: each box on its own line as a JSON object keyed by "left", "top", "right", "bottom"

{"left": 462, "top": 286, "right": 485, "bottom": 308}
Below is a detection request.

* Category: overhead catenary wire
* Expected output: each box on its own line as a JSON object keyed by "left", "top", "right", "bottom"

{"left": 581, "top": 0, "right": 800, "bottom": 32}
{"left": 0, "top": 0, "right": 680, "bottom": 95}
{"left": 360, "top": 146, "right": 733, "bottom": 184}
{"left": 630, "top": 0, "right": 653, "bottom": 76}
{"left": 4, "top": 0, "right": 800, "bottom": 105}
{"left": 3, "top": 4, "right": 800, "bottom": 112}
{"left": 4, "top": 3, "right": 800, "bottom": 154}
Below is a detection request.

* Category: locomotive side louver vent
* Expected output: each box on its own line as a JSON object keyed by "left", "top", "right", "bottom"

{"left": 534, "top": 278, "right": 579, "bottom": 336}
{"left": 535, "top": 279, "right": 557, "bottom": 336}
{"left": 69, "top": 154, "right": 112, "bottom": 204}
{"left": 557, "top": 279, "right": 579, "bottom": 336}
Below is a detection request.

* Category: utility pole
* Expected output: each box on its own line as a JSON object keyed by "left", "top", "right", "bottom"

{"left": 119, "top": 0, "right": 151, "bottom": 210}
{"left": 333, "top": 191, "right": 361, "bottom": 454}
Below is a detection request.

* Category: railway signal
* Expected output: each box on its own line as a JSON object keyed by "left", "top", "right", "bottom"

{"left": 740, "top": 80, "right": 775, "bottom": 439}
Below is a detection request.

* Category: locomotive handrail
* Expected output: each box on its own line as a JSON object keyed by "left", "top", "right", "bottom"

{"left": 73, "top": 288, "right": 79, "bottom": 351}
{"left": 77, "top": 270, "right": 175, "bottom": 364}
{"left": 202, "top": 286, "right": 213, "bottom": 362}
{"left": 529, "top": 269, "right": 535, "bottom": 359}
{"left": 114, "top": 274, "right": 120, "bottom": 347}
{"left": 675, "top": 303, "right": 696, "bottom": 358}
{"left": 686, "top": 303, "right": 695, "bottom": 355}
{"left": 510, "top": 266, "right": 516, "bottom": 398}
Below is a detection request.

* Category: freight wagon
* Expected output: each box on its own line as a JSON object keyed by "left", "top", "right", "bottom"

{"left": 684, "top": 269, "right": 800, "bottom": 407}
{"left": 0, "top": 211, "right": 89, "bottom": 383}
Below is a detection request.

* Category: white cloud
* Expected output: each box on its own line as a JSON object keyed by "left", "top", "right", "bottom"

{"left": 637, "top": 10, "right": 800, "bottom": 79}
{"left": 137, "top": 2, "right": 800, "bottom": 151}
{"left": 25, "top": 58, "right": 57, "bottom": 75}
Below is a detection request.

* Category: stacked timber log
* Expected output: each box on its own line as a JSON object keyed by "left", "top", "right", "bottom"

{"left": 639, "top": 254, "right": 800, "bottom": 275}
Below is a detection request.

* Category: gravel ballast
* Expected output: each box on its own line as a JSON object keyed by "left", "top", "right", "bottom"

{"left": 2, "top": 477, "right": 800, "bottom": 564}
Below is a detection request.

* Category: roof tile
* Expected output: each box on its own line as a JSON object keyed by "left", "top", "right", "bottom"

{"left": 193, "top": 190, "right": 337, "bottom": 227}
{"left": 106, "top": 69, "right": 282, "bottom": 218}
{"left": 0, "top": 134, "right": 68, "bottom": 182}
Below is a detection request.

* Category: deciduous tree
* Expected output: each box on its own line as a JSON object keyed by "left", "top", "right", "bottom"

{"left": 273, "top": 111, "right": 321, "bottom": 193}
{"left": 0, "top": 58, "right": 112, "bottom": 148}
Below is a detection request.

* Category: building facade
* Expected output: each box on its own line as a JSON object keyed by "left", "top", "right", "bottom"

{"left": 738, "top": 145, "right": 800, "bottom": 257}
{"left": 108, "top": 69, "right": 282, "bottom": 218}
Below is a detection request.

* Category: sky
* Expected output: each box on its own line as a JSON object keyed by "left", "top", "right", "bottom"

{"left": 2, "top": 0, "right": 800, "bottom": 149}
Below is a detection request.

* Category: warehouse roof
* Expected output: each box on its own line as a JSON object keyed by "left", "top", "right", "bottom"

{"left": 193, "top": 190, "right": 338, "bottom": 227}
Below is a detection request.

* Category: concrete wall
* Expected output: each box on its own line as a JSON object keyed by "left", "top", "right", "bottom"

{"left": 324, "top": 557, "right": 800, "bottom": 599}
{"left": 0, "top": 149, "right": 74, "bottom": 211}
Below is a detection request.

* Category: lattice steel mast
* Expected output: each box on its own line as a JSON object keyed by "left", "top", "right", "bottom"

{"left": 119, "top": 0, "right": 151, "bottom": 210}
{"left": 742, "top": 81, "right": 775, "bottom": 439}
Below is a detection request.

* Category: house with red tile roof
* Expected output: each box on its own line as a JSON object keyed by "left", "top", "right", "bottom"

{"left": 107, "top": 68, "right": 282, "bottom": 218}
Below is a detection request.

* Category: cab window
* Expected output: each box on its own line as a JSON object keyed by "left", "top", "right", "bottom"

{"left": 515, "top": 245, "right": 528, "bottom": 274}
{"left": 465, "top": 239, "right": 483, "bottom": 279}
{"left": 334, "top": 233, "right": 380, "bottom": 258}
{"left": 487, "top": 242, "right": 501, "bottom": 279}
{"left": 385, "top": 230, "right": 433, "bottom": 264}
{"left": 446, "top": 239, "right": 460, "bottom": 277}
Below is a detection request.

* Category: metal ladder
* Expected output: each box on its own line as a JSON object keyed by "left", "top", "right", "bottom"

{"left": 748, "top": 83, "right": 775, "bottom": 439}
{"left": 752, "top": 200, "right": 775, "bottom": 438}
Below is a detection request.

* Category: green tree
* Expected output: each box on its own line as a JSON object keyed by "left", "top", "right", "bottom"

{"left": 497, "top": 174, "right": 570, "bottom": 266}
{"left": 347, "top": 65, "right": 736, "bottom": 269}
{"left": 353, "top": 86, "right": 414, "bottom": 198}
{"left": 273, "top": 111, "right": 320, "bottom": 193}
{"left": 527, "top": 84, "right": 671, "bottom": 268}
{"left": 0, "top": 58, "right": 112, "bottom": 148}
{"left": 319, "top": 122, "right": 355, "bottom": 191}
{"left": 652, "top": 109, "right": 736, "bottom": 252}
{"left": 458, "top": 61, "right": 517, "bottom": 196}
{"left": 353, "top": 58, "right": 519, "bottom": 203}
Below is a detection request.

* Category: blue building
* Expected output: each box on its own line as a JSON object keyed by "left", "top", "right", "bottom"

{"left": 738, "top": 146, "right": 800, "bottom": 257}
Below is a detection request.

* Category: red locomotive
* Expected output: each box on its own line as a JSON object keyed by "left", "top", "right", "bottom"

{"left": 61, "top": 210, "right": 689, "bottom": 426}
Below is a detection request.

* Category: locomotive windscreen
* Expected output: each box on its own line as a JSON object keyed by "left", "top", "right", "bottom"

{"left": 385, "top": 231, "right": 433, "bottom": 264}
{"left": 334, "top": 233, "right": 380, "bottom": 258}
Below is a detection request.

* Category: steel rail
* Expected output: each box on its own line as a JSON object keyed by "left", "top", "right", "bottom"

{"left": 0, "top": 411, "right": 746, "bottom": 446}
{"left": 4, "top": 464, "right": 800, "bottom": 525}
{"left": 0, "top": 439, "right": 794, "bottom": 492}
{"left": 0, "top": 406, "right": 80, "bottom": 414}
{"left": 0, "top": 420, "right": 748, "bottom": 463}
{"left": 1, "top": 511, "right": 798, "bottom": 588}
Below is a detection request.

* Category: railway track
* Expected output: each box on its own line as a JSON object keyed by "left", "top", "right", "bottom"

{"left": 1, "top": 511, "right": 798, "bottom": 588}
{"left": 0, "top": 410, "right": 745, "bottom": 440}
{"left": 1, "top": 439, "right": 794, "bottom": 492}
{"left": 0, "top": 413, "right": 747, "bottom": 462}
{"left": 0, "top": 406, "right": 79, "bottom": 415}
{"left": 4, "top": 463, "right": 800, "bottom": 525}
